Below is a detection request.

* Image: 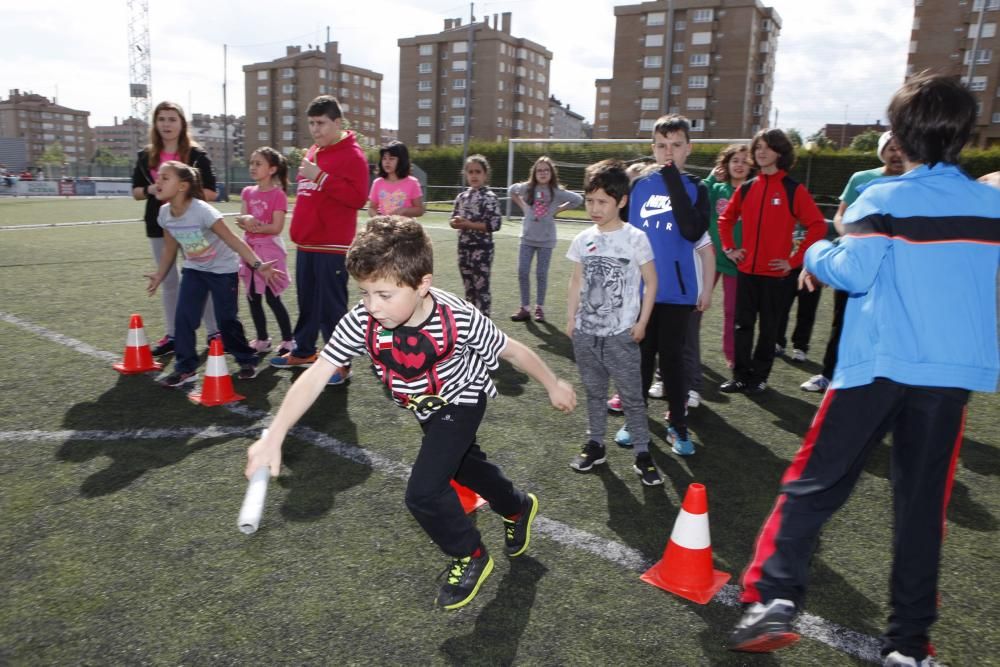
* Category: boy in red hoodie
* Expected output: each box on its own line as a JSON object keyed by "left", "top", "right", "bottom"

{"left": 270, "top": 95, "right": 369, "bottom": 384}
{"left": 716, "top": 129, "right": 826, "bottom": 394}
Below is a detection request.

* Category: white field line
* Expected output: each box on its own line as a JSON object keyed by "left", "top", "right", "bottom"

{"left": 0, "top": 310, "right": 882, "bottom": 664}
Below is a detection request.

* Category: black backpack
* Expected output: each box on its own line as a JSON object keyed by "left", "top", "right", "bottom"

{"left": 739, "top": 175, "right": 799, "bottom": 218}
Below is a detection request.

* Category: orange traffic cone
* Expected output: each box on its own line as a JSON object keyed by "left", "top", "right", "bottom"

{"left": 451, "top": 479, "right": 487, "bottom": 514}
{"left": 113, "top": 314, "right": 163, "bottom": 374}
{"left": 189, "top": 338, "right": 245, "bottom": 406}
{"left": 640, "top": 482, "right": 730, "bottom": 604}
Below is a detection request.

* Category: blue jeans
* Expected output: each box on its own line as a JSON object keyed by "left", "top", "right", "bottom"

{"left": 292, "top": 252, "right": 348, "bottom": 357}
{"left": 174, "top": 269, "right": 255, "bottom": 373}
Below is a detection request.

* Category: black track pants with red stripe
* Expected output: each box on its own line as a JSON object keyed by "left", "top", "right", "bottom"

{"left": 739, "top": 378, "right": 969, "bottom": 659}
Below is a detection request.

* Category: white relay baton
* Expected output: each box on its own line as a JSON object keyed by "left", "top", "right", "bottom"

{"left": 238, "top": 430, "right": 272, "bottom": 534}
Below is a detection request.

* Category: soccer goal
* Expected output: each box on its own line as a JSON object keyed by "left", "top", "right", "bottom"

{"left": 505, "top": 137, "right": 749, "bottom": 219}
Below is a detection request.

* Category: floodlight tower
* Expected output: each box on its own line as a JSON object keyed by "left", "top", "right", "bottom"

{"left": 127, "top": 0, "right": 152, "bottom": 156}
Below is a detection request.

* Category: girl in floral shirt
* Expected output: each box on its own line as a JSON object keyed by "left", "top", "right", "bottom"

{"left": 450, "top": 154, "right": 501, "bottom": 317}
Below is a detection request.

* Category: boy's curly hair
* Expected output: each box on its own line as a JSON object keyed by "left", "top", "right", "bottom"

{"left": 346, "top": 215, "right": 433, "bottom": 288}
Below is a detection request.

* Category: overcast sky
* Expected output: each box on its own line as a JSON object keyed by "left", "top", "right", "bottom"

{"left": 3, "top": 0, "right": 912, "bottom": 137}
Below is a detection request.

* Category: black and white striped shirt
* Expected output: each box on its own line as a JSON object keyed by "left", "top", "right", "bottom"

{"left": 320, "top": 288, "right": 509, "bottom": 421}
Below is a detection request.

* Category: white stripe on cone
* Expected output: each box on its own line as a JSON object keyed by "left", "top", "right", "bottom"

{"left": 669, "top": 508, "right": 711, "bottom": 550}
{"left": 205, "top": 351, "right": 229, "bottom": 376}
{"left": 126, "top": 327, "right": 148, "bottom": 347}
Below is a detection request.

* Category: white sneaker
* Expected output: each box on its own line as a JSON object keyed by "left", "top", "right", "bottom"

{"left": 249, "top": 338, "right": 272, "bottom": 354}
{"left": 800, "top": 374, "right": 830, "bottom": 392}
{"left": 648, "top": 381, "right": 664, "bottom": 398}
{"left": 882, "top": 651, "right": 938, "bottom": 667}
{"left": 791, "top": 348, "right": 807, "bottom": 362}
{"left": 686, "top": 390, "right": 701, "bottom": 408}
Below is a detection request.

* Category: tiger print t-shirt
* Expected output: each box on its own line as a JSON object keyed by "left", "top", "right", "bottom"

{"left": 319, "top": 288, "right": 508, "bottom": 422}
{"left": 566, "top": 223, "right": 655, "bottom": 337}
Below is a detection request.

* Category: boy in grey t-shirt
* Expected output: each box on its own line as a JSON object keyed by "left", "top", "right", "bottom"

{"left": 566, "top": 160, "right": 661, "bottom": 485}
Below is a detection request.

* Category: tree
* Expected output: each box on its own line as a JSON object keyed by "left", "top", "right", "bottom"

{"left": 38, "top": 142, "right": 66, "bottom": 167}
{"left": 786, "top": 128, "right": 804, "bottom": 148}
{"left": 805, "top": 130, "right": 835, "bottom": 150}
{"left": 92, "top": 147, "right": 129, "bottom": 167}
{"left": 849, "top": 130, "right": 882, "bottom": 152}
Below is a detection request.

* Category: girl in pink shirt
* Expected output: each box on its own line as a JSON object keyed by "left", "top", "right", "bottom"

{"left": 236, "top": 147, "right": 293, "bottom": 355}
{"left": 368, "top": 141, "right": 425, "bottom": 218}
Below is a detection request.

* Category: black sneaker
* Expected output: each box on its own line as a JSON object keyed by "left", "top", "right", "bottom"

{"left": 436, "top": 548, "right": 494, "bottom": 610}
{"left": 633, "top": 453, "right": 663, "bottom": 486}
{"left": 746, "top": 381, "right": 768, "bottom": 395}
{"left": 728, "top": 598, "right": 799, "bottom": 653}
{"left": 570, "top": 441, "right": 607, "bottom": 472}
{"left": 158, "top": 369, "right": 197, "bottom": 388}
{"left": 236, "top": 363, "right": 259, "bottom": 380}
{"left": 720, "top": 379, "right": 748, "bottom": 393}
{"left": 503, "top": 493, "right": 539, "bottom": 557}
{"left": 151, "top": 336, "right": 175, "bottom": 357}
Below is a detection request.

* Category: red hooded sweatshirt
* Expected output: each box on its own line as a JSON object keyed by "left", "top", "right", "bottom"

{"left": 291, "top": 131, "right": 369, "bottom": 253}
{"left": 717, "top": 169, "right": 827, "bottom": 277}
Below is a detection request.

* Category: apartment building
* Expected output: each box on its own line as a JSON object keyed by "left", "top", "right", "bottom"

{"left": 595, "top": 0, "right": 780, "bottom": 140}
{"left": 243, "top": 42, "right": 382, "bottom": 153}
{"left": 908, "top": 0, "right": 1000, "bottom": 147}
{"left": 548, "top": 95, "right": 588, "bottom": 138}
{"left": 0, "top": 89, "right": 91, "bottom": 164}
{"left": 93, "top": 116, "right": 148, "bottom": 162}
{"left": 398, "top": 12, "right": 552, "bottom": 146}
{"left": 190, "top": 113, "right": 245, "bottom": 167}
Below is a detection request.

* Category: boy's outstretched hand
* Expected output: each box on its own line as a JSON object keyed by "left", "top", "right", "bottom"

{"left": 548, "top": 378, "right": 577, "bottom": 413}
{"left": 246, "top": 434, "right": 282, "bottom": 479}
{"left": 257, "top": 261, "right": 287, "bottom": 291}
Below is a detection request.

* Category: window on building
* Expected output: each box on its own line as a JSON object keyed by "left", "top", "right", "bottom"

{"left": 692, "top": 9, "right": 713, "bottom": 22}
{"left": 964, "top": 75, "right": 988, "bottom": 91}
{"left": 419, "top": 44, "right": 433, "bottom": 56}
{"left": 452, "top": 97, "right": 466, "bottom": 108}
{"left": 450, "top": 134, "right": 464, "bottom": 144}
{"left": 690, "top": 118, "right": 705, "bottom": 132}
{"left": 257, "top": 117, "right": 268, "bottom": 126}
{"left": 453, "top": 41, "right": 468, "bottom": 53}
{"left": 645, "top": 34, "right": 665, "bottom": 48}
{"left": 340, "top": 87, "right": 350, "bottom": 97}
{"left": 760, "top": 41, "right": 771, "bottom": 53}
{"left": 969, "top": 22, "right": 997, "bottom": 38}
{"left": 964, "top": 49, "right": 993, "bottom": 64}
{"left": 675, "top": 20, "right": 687, "bottom": 31}
{"left": 671, "top": 84, "right": 681, "bottom": 95}
{"left": 672, "top": 63, "right": 684, "bottom": 74}
{"left": 257, "top": 101, "right": 268, "bottom": 110}
{"left": 755, "top": 83, "right": 765, "bottom": 95}
{"left": 599, "top": 99, "right": 610, "bottom": 106}
{"left": 282, "top": 84, "right": 295, "bottom": 94}
{"left": 691, "top": 31, "right": 712, "bottom": 45}
{"left": 453, "top": 60, "right": 467, "bottom": 71}
{"left": 319, "top": 70, "right": 327, "bottom": 79}
{"left": 539, "top": 73, "right": 546, "bottom": 84}
{"left": 282, "top": 115, "right": 295, "bottom": 125}
{"left": 282, "top": 100, "right": 295, "bottom": 109}
{"left": 753, "top": 104, "right": 763, "bottom": 116}
{"left": 515, "top": 101, "right": 525, "bottom": 112}
{"left": 639, "top": 118, "right": 656, "bottom": 131}
{"left": 515, "top": 119, "right": 525, "bottom": 130}
{"left": 419, "top": 63, "right": 432, "bottom": 73}
{"left": 280, "top": 68, "right": 294, "bottom": 78}
{"left": 688, "top": 75, "right": 708, "bottom": 89}
{"left": 498, "top": 99, "right": 504, "bottom": 109}
{"left": 641, "top": 97, "right": 659, "bottom": 110}
{"left": 282, "top": 131, "right": 294, "bottom": 141}
{"left": 993, "top": 112, "right": 1000, "bottom": 123}
{"left": 647, "top": 11, "right": 665, "bottom": 26}
{"left": 453, "top": 79, "right": 467, "bottom": 89}
{"left": 973, "top": 0, "right": 1000, "bottom": 9}
{"left": 451, "top": 115, "right": 464, "bottom": 126}
{"left": 257, "top": 71, "right": 268, "bottom": 80}
{"left": 642, "top": 77, "right": 661, "bottom": 89}
{"left": 690, "top": 53, "right": 709, "bottom": 66}
{"left": 498, "top": 80, "right": 505, "bottom": 91}
{"left": 341, "top": 72, "right": 350, "bottom": 82}
{"left": 644, "top": 55, "right": 663, "bottom": 68}
{"left": 257, "top": 131, "right": 268, "bottom": 141}
{"left": 674, "top": 41, "right": 685, "bottom": 52}
{"left": 418, "top": 81, "right": 432, "bottom": 91}
{"left": 517, "top": 47, "right": 528, "bottom": 59}
{"left": 600, "top": 85, "right": 611, "bottom": 93}
{"left": 762, "top": 19, "right": 773, "bottom": 31}
{"left": 353, "top": 75, "right": 360, "bottom": 84}
{"left": 417, "top": 98, "right": 431, "bottom": 109}
{"left": 687, "top": 97, "right": 707, "bottom": 110}
{"left": 257, "top": 86, "right": 268, "bottom": 95}
{"left": 417, "top": 133, "right": 431, "bottom": 144}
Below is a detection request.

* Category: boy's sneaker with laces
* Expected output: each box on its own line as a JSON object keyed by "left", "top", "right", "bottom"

{"left": 510, "top": 307, "right": 530, "bottom": 322}
{"left": 151, "top": 335, "right": 175, "bottom": 357}
{"left": 666, "top": 426, "right": 695, "bottom": 456}
{"left": 158, "top": 369, "right": 197, "bottom": 388}
{"left": 570, "top": 440, "right": 607, "bottom": 472}
{"left": 270, "top": 352, "right": 317, "bottom": 369}
{"left": 648, "top": 380, "right": 664, "bottom": 398}
{"left": 606, "top": 393, "right": 623, "bottom": 413}
{"left": 502, "top": 493, "right": 538, "bottom": 557}
{"left": 791, "top": 348, "right": 807, "bottom": 362}
{"left": 728, "top": 598, "right": 799, "bottom": 653}
{"left": 249, "top": 338, "right": 272, "bottom": 354}
{"left": 436, "top": 547, "right": 494, "bottom": 610}
{"left": 746, "top": 381, "right": 768, "bottom": 396}
{"left": 236, "top": 362, "right": 259, "bottom": 380}
{"left": 800, "top": 374, "right": 830, "bottom": 392}
{"left": 882, "top": 651, "right": 938, "bottom": 667}
{"left": 276, "top": 339, "right": 294, "bottom": 356}
{"left": 720, "top": 379, "right": 748, "bottom": 393}
{"left": 633, "top": 453, "right": 663, "bottom": 486}
{"left": 326, "top": 366, "right": 353, "bottom": 386}
{"left": 687, "top": 390, "right": 701, "bottom": 408}
{"left": 533, "top": 305, "right": 545, "bottom": 322}
{"left": 614, "top": 425, "right": 633, "bottom": 448}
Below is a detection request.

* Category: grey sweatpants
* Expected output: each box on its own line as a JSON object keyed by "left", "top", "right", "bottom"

{"left": 573, "top": 330, "right": 649, "bottom": 453}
